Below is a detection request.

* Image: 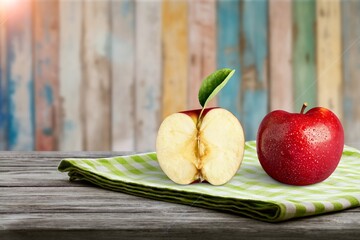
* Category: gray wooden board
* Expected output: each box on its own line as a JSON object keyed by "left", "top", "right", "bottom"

{"left": 1, "top": 152, "right": 360, "bottom": 239}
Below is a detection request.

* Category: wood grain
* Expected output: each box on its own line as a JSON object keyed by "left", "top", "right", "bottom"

{"left": 162, "top": 0, "right": 188, "bottom": 118}
{"left": 82, "top": 1, "right": 111, "bottom": 151}
{"left": 240, "top": 0, "right": 268, "bottom": 140}
{"left": 33, "top": 1, "right": 60, "bottom": 151}
{"left": 6, "top": 0, "right": 34, "bottom": 150}
{"left": 59, "top": 1, "right": 83, "bottom": 151}
{"left": 188, "top": 0, "right": 217, "bottom": 109}
{"left": 217, "top": 0, "right": 241, "bottom": 119}
{"left": 135, "top": 0, "right": 162, "bottom": 151}
{"left": 269, "top": 0, "right": 292, "bottom": 112}
{"left": 293, "top": 0, "right": 317, "bottom": 110}
{"left": 316, "top": 0, "right": 343, "bottom": 120}
{"left": 1, "top": 212, "right": 360, "bottom": 239}
{"left": 341, "top": 0, "right": 360, "bottom": 149}
{"left": 0, "top": 5, "right": 7, "bottom": 150}
{"left": 111, "top": 0, "right": 135, "bottom": 151}
{"left": 0, "top": 152, "right": 360, "bottom": 239}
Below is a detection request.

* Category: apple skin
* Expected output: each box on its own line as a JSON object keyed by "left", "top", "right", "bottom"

{"left": 180, "top": 107, "right": 219, "bottom": 124}
{"left": 256, "top": 106, "right": 344, "bottom": 186}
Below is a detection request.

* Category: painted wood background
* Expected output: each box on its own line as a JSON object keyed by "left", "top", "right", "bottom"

{"left": 0, "top": 0, "right": 360, "bottom": 151}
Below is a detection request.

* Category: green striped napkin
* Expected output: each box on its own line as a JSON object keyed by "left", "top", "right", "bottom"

{"left": 58, "top": 141, "right": 360, "bottom": 222}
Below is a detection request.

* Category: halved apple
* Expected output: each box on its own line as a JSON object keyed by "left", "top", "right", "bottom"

{"left": 156, "top": 107, "right": 245, "bottom": 185}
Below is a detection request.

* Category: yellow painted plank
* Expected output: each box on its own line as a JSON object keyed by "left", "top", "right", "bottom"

{"left": 269, "top": 0, "right": 293, "bottom": 111}
{"left": 316, "top": 0, "right": 342, "bottom": 119}
{"left": 162, "top": 0, "right": 188, "bottom": 118}
{"left": 188, "top": 0, "right": 216, "bottom": 109}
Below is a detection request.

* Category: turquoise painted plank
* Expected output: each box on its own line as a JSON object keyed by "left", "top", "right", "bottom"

{"left": 111, "top": 0, "right": 135, "bottom": 151}
{"left": 59, "top": 1, "right": 83, "bottom": 151}
{"left": 217, "top": 0, "right": 241, "bottom": 119}
{"left": 293, "top": 0, "right": 316, "bottom": 110}
{"left": 0, "top": 7, "right": 7, "bottom": 150}
{"left": 342, "top": 0, "right": 360, "bottom": 149}
{"left": 6, "top": 0, "right": 34, "bottom": 150}
{"left": 240, "top": 0, "right": 268, "bottom": 140}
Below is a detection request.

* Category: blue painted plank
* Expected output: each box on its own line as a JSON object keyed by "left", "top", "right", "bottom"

{"left": 240, "top": 0, "right": 268, "bottom": 140}
{"left": 6, "top": 0, "right": 34, "bottom": 150}
{"left": 0, "top": 7, "right": 7, "bottom": 150}
{"left": 217, "top": 0, "right": 241, "bottom": 119}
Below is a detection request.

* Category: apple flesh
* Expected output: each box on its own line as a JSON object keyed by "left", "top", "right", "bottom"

{"left": 156, "top": 108, "right": 245, "bottom": 185}
{"left": 256, "top": 104, "right": 344, "bottom": 186}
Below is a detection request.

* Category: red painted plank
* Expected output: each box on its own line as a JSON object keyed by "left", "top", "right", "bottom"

{"left": 33, "top": 1, "right": 60, "bottom": 150}
{"left": 188, "top": 0, "right": 217, "bottom": 109}
{"left": 269, "top": 0, "right": 292, "bottom": 111}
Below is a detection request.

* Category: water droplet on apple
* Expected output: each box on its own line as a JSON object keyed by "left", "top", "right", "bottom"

{"left": 281, "top": 151, "right": 285, "bottom": 156}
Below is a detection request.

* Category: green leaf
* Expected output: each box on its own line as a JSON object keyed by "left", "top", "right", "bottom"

{"left": 198, "top": 68, "right": 235, "bottom": 108}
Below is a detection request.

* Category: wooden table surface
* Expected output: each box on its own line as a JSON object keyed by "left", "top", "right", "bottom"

{"left": 1, "top": 152, "right": 360, "bottom": 240}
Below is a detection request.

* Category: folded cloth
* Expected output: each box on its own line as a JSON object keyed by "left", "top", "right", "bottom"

{"left": 58, "top": 141, "right": 360, "bottom": 222}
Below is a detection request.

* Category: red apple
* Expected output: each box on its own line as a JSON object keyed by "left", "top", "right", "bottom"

{"left": 156, "top": 107, "right": 245, "bottom": 185}
{"left": 256, "top": 103, "right": 344, "bottom": 186}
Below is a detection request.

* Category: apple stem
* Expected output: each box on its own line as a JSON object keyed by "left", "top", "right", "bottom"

{"left": 197, "top": 107, "right": 205, "bottom": 129}
{"left": 300, "top": 102, "right": 308, "bottom": 114}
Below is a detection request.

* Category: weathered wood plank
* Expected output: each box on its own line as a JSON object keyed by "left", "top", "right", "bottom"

{"left": 1, "top": 152, "right": 360, "bottom": 238}
{"left": 217, "top": 0, "right": 241, "bottom": 119}
{"left": 0, "top": 151, "right": 131, "bottom": 161}
{"left": 59, "top": 1, "right": 83, "bottom": 151}
{"left": 6, "top": 0, "right": 34, "bottom": 150}
{"left": 135, "top": 0, "right": 162, "bottom": 151}
{"left": 82, "top": 1, "right": 111, "bottom": 151}
{"left": 269, "top": 0, "right": 292, "bottom": 112}
{"left": 240, "top": 0, "right": 268, "bottom": 140}
{"left": 33, "top": 1, "right": 60, "bottom": 151}
{"left": 162, "top": 0, "right": 188, "bottom": 118}
{"left": 0, "top": 4, "right": 7, "bottom": 150}
{"left": 316, "top": 0, "right": 343, "bottom": 119}
{"left": 111, "top": 0, "right": 136, "bottom": 151}
{"left": 0, "top": 186, "right": 199, "bottom": 213}
{"left": 188, "top": 0, "right": 217, "bottom": 109}
{"left": 341, "top": 0, "right": 360, "bottom": 150}
{"left": 1, "top": 212, "right": 360, "bottom": 239}
{"left": 0, "top": 169, "right": 70, "bottom": 187}
{"left": 293, "top": 0, "right": 317, "bottom": 110}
